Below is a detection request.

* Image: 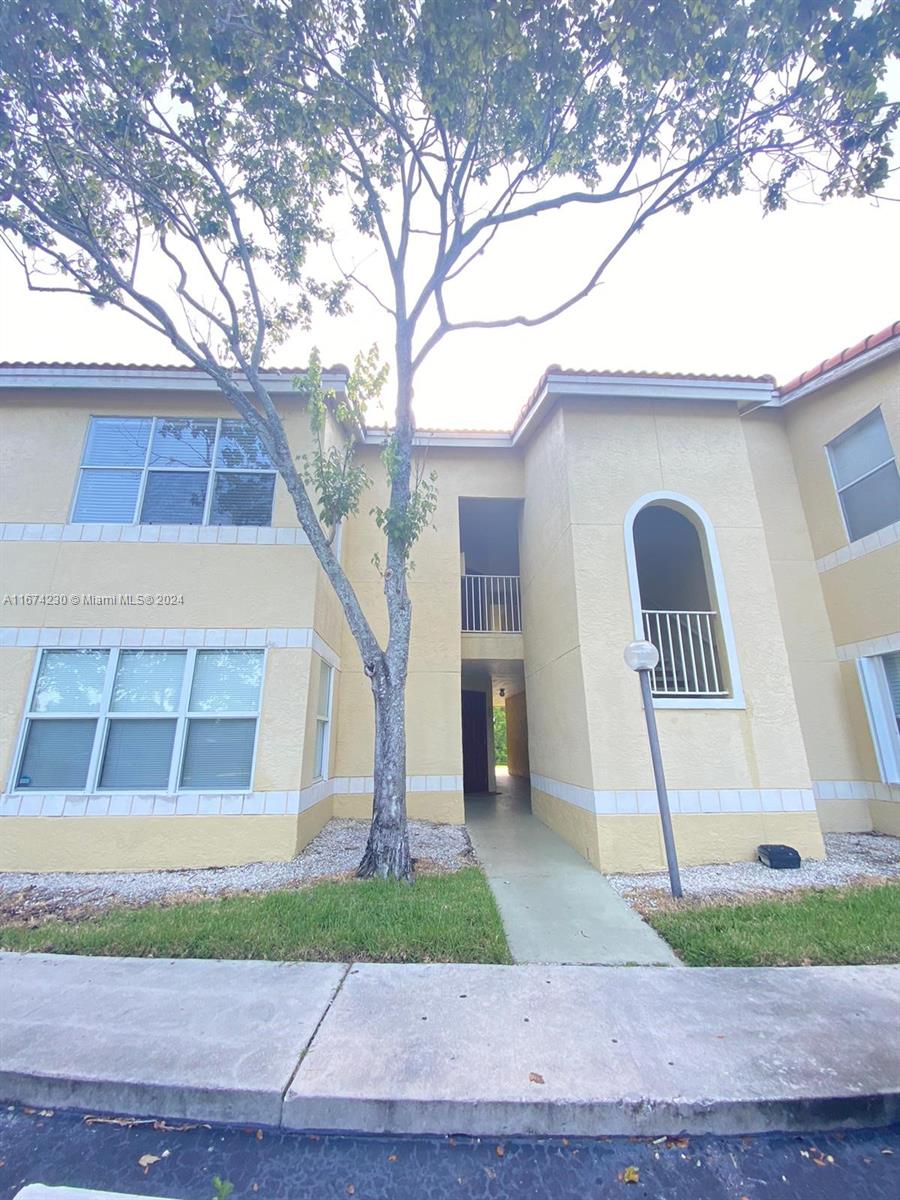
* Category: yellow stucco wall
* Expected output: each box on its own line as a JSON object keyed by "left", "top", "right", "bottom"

{"left": 520, "top": 408, "right": 595, "bottom": 793}
{"left": 783, "top": 357, "right": 899, "bottom": 561}
{"left": 775, "top": 354, "right": 900, "bottom": 834}
{"left": 505, "top": 690, "right": 530, "bottom": 779}
{"left": 532, "top": 791, "right": 825, "bottom": 873}
{"left": 742, "top": 409, "right": 873, "bottom": 829}
{"left": 562, "top": 399, "right": 814, "bottom": 794}
{"left": 0, "top": 806, "right": 332, "bottom": 872}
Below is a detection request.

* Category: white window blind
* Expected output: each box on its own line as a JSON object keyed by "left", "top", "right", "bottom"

{"left": 32, "top": 648, "right": 107, "bottom": 712}
{"left": 12, "top": 648, "right": 264, "bottom": 793}
{"left": 313, "top": 662, "right": 333, "bottom": 780}
{"left": 827, "top": 409, "right": 900, "bottom": 542}
{"left": 181, "top": 719, "right": 258, "bottom": 790}
{"left": 189, "top": 650, "right": 264, "bottom": 712}
{"left": 18, "top": 719, "right": 97, "bottom": 790}
{"left": 72, "top": 416, "right": 276, "bottom": 526}
{"left": 100, "top": 719, "right": 178, "bottom": 790}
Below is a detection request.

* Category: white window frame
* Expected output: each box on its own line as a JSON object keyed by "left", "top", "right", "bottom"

{"left": 858, "top": 653, "right": 900, "bottom": 785}
{"left": 313, "top": 660, "right": 334, "bottom": 782}
{"left": 623, "top": 490, "right": 745, "bottom": 709}
{"left": 825, "top": 407, "right": 899, "bottom": 545}
{"left": 70, "top": 415, "right": 277, "bottom": 526}
{"left": 8, "top": 647, "right": 265, "bottom": 794}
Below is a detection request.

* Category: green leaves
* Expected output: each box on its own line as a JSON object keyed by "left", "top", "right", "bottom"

{"left": 371, "top": 433, "right": 439, "bottom": 567}
{"left": 298, "top": 346, "right": 386, "bottom": 537}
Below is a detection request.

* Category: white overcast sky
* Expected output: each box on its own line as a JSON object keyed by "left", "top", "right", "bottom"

{"left": 1, "top": 155, "right": 898, "bottom": 433}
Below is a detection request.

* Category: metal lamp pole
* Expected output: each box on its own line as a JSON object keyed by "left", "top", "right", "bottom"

{"left": 624, "top": 640, "right": 683, "bottom": 899}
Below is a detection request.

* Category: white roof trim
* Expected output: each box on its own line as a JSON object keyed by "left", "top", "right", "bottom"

{"left": 362, "top": 431, "right": 514, "bottom": 449}
{"left": 0, "top": 365, "right": 347, "bottom": 395}
{"left": 512, "top": 372, "right": 775, "bottom": 445}
{"left": 768, "top": 337, "right": 900, "bottom": 407}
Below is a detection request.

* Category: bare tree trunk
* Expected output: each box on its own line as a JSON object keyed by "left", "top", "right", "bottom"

{"left": 357, "top": 329, "right": 415, "bottom": 880}
{"left": 357, "top": 660, "right": 411, "bottom": 880}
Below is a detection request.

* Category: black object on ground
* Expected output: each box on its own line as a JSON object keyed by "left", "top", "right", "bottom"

{"left": 758, "top": 843, "right": 802, "bottom": 869}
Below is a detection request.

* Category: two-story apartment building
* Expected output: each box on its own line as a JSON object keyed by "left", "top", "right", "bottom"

{"left": 1, "top": 323, "right": 898, "bottom": 874}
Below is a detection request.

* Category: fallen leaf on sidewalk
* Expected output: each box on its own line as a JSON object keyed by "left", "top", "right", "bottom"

{"left": 138, "top": 1154, "right": 161, "bottom": 1173}
{"left": 618, "top": 1165, "right": 640, "bottom": 1184}
{"left": 529, "top": 1072, "right": 545, "bottom": 1085}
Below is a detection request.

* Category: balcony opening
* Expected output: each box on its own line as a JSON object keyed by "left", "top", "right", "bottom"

{"left": 631, "top": 501, "right": 732, "bottom": 699}
{"left": 459, "top": 498, "right": 522, "bottom": 633}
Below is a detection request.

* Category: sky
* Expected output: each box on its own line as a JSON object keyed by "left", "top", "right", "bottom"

{"left": 1, "top": 163, "right": 898, "bottom": 433}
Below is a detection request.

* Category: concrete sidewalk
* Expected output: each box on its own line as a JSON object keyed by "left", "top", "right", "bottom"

{"left": 465, "top": 771, "right": 679, "bottom": 966}
{"left": 2, "top": 953, "right": 898, "bottom": 1137}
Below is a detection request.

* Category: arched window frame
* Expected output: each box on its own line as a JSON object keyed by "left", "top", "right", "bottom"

{"left": 624, "top": 491, "right": 745, "bottom": 709}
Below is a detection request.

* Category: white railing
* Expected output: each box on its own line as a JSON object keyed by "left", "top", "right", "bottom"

{"left": 641, "top": 609, "right": 728, "bottom": 697}
{"left": 462, "top": 574, "right": 522, "bottom": 633}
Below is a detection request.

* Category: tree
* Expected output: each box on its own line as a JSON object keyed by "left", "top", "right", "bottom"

{"left": 1, "top": 0, "right": 896, "bottom": 879}
{"left": 493, "top": 705, "right": 508, "bottom": 767}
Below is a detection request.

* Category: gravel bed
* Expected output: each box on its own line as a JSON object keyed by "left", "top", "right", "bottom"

{"left": 0, "top": 819, "right": 474, "bottom": 917}
{"left": 607, "top": 832, "right": 900, "bottom": 908}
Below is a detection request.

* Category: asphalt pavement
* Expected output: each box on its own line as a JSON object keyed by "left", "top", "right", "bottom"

{"left": 1, "top": 1106, "right": 897, "bottom": 1200}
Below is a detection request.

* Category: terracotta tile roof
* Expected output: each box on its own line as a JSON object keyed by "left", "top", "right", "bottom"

{"left": 515, "top": 364, "right": 775, "bottom": 432}
{"left": 777, "top": 322, "right": 900, "bottom": 397}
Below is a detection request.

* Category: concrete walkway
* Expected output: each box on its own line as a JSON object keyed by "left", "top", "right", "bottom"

{"left": 2, "top": 953, "right": 898, "bottom": 1136}
{"left": 465, "top": 769, "right": 678, "bottom": 965}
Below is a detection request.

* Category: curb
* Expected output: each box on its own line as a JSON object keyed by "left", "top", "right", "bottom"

{"left": 3, "top": 955, "right": 899, "bottom": 1137}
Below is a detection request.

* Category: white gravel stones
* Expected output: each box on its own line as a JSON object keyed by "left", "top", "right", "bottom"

{"left": 607, "top": 832, "right": 900, "bottom": 907}
{"left": 0, "top": 818, "right": 473, "bottom": 911}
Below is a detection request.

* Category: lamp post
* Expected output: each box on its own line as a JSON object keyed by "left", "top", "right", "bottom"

{"left": 624, "top": 640, "right": 683, "bottom": 899}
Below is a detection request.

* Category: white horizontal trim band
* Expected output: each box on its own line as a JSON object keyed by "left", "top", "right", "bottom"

{"left": 530, "top": 772, "right": 817, "bottom": 815}
{"left": 835, "top": 631, "right": 900, "bottom": 663}
{"left": 0, "top": 774, "right": 464, "bottom": 817}
{"left": 0, "top": 522, "right": 311, "bottom": 545}
{"left": 0, "top": 626, "right": 341, "bottom": 668}
{"left": 813, "top": 779, "right": 899, "bottom": 804}
{"left": 816, "top": 522, "right": 899, "bottom": 574}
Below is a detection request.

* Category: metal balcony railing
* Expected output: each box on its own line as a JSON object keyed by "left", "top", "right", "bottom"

{"left": 462, "top": 574, "right": 522, "bottom": 633}
{"left": 642, "top": 609, "right": 728, "bottom": 697}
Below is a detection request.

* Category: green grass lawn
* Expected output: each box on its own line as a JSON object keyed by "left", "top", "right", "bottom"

{"left": 0, "top": 867, "right": 512, "bottom": 964}
{"left": 646, "top": 882, "right": 900, "bottom": 967}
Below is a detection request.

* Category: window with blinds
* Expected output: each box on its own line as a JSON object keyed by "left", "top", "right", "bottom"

{"left": 313, "top": 661, "right": 333, "bottom": 780}
{"left": 826, "top": 409, "right": 900, "bottom": 542}
{"left": 858, "top": 651, "right": 900, "bottom": 785}
{"left": 883, "top": 652, "right": 900, "bottom": 736}
{"left": 13, "top": 648, "right": 264, "bottom": 792}
{"left": 72, "top": 416, "right": 276, "bottom": 526}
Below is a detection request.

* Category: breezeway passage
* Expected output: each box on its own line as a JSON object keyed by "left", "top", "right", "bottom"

{"left": 465, "top": 770, "right": 680, "bottom": 966}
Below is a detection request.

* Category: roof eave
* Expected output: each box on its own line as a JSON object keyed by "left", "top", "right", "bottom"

{"left": 0, "top": 365, "right": 349, "bottom": 396}
{"left": 362, "top": 430, "right": 514, "bottom": 449}
{"left": 772, "top": 336, "right": 900, "bottom": 407}
{"left": 512, "top": 373, "right": 776, "bottom": 445}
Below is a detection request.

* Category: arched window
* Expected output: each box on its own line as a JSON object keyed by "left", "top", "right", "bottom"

{"left": 624, "top": 492, "right": 744, "bottom": 707}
